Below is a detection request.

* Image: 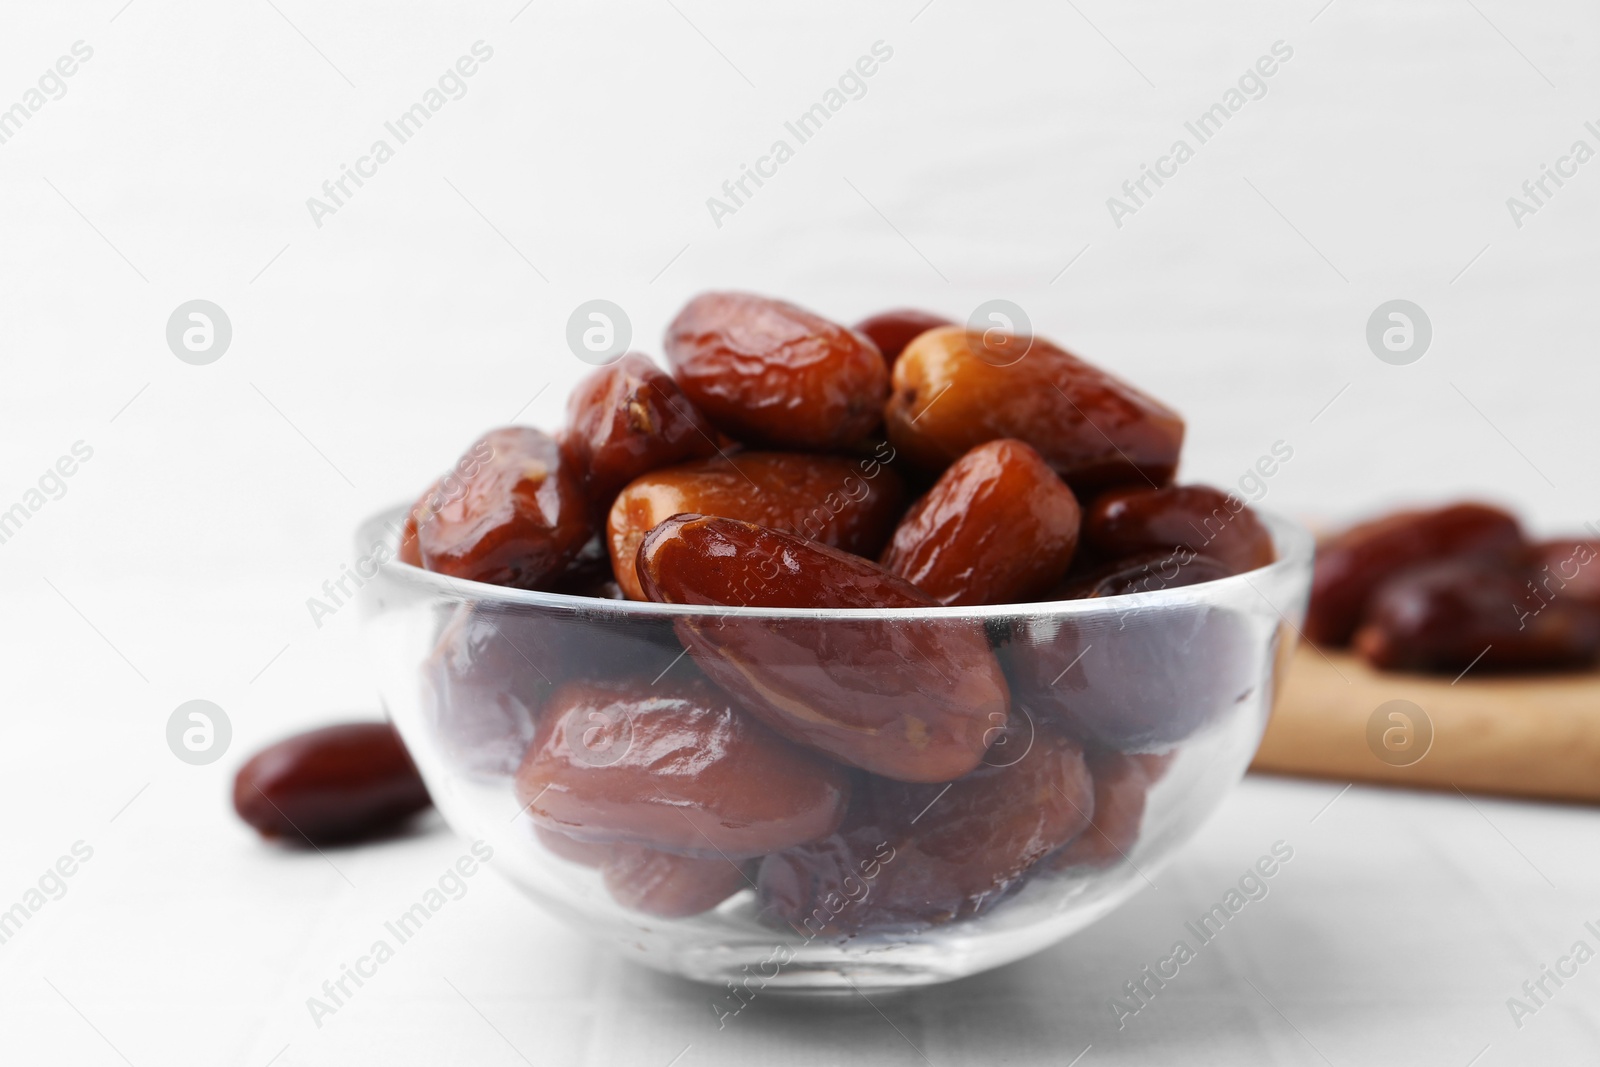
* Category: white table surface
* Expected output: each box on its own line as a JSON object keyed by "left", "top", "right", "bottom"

{"left": 5, "top": 0, "right": 1600, "bottom": 1062}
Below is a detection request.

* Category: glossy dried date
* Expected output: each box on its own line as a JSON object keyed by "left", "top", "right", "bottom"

{"left": 1530, "top": 540, "right": 1600, "bottom": 609}
{"left": 233, "top": 723, "right": 431, "bottom": 845}
{"left": 603, "top": 845, "right": 750, "bottom": 918}
{"left": 852, "top": 308, "right": 953, "bottom": 366}
{"left": 1085, "top": 485, "right": 1274, "bottom": 576}
{"left": 535, "top": 825, "right": 613, "bottom": 868}
{"left": 1052, "top": 549, "right": 1234, "bottom": 600}
{"left": 665, "top": 292, "right": 889, "bottom": 449}
{"left": 882, "top": 439, "right": 1082, "bottom": 606}
{"left": 414, "top": 427, "right": 592, "bottom": 590}
{"left": 1047, "top": 750, "right": 1172, "bottom": 871}
{"left": 606, "top": 450, "right": 904, "bottom": 601}
{"left": 1353, "top": 559, "right": 1600, "bottom": 673}
{"left": 757, "top": 724, "right": 1093, "bottom": 934}
{"left": 637, "top": 515, "right": 1010, "bottom": 782}
{"left": 1009, "top": 602, "right": 1257, "bottom": 751}
{"left": 884, "top": 326, "right": 1184, "bottom": 493}
{"left": 422, "top": 606, "right": 566, "bottom": 777}
{"left": 563, "top": 353, "right": 721, "bottom": 510}
{"left": 514, "top": 677, "right": 850, "bottom": 856}
{"left": 1306, "top": 502, "right": 1522, "bottom": 646}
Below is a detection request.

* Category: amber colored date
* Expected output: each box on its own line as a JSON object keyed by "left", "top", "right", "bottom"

{"left": 665, "top": 292, "right": 889, "bottom": 450}
{"left": 399, "top": 439, "right": 509, "bottom": 568}
{"left": 757, "top": 724, "right": 1093, "bottom": 934}
{"left": 563, "top": 353, "right": 721, "bottom": 510}
{"left": 414, "top": 427, "right": 592, "bottom": 590}
{"left": 603, "top": 845, "right": 750, "bottom": 918}
{"left": 1306, "top": 502, "right": 1522, "bottom": 646}
{"left": 884, "top": 327, "right": 1184, "bottom": 493}
{"left": 1353, "top": 559, "right": 1600, "bottom": 673}
{"left": 637, "top": 515, "right": 1011, "bottom": 783}
{"left": 882, "top": 439, "right": 1082, "bottom": 606}
{"left": 233, "top": 723, "right": 431, "bottom": 845}
{"left": 514, "top": 677, "right": 850, "bottom": 856}
{"left": 852, "top": 308, "right": 953, "bottom": 366}
{"left": 606, "top": 450, "right": 904, "bottom": 601}
{"left": 1085, "top": 484, "right": 1274, "bottom": 576}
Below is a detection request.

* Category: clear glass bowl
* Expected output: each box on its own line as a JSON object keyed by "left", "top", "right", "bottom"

{"left": 357, "top": 506, "right": 1312, "bottom": 992}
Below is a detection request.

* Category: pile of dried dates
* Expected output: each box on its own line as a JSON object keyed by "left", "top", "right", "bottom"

{"left": 239, "top": 293, "right": 1280, "bottom": 934}
{"left": 1308, "top": 503, "right": 1600, "bottom": 674}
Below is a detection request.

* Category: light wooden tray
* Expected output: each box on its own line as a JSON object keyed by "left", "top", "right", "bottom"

{"left": 1251, "top": 645, "right": 1600, "bottom": 803}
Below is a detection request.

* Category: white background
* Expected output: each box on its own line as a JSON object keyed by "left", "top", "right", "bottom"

{"left": 2, "top": 0, "right": 1599, "bottom": 1063}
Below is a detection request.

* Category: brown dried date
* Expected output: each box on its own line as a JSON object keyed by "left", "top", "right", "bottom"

{"left": 563, "top": 353, "right": 721, "bottom": 510}
{"left": 1353, "top": 559, "right": 1600, "bottom": 673}
{"left": 638, "top": 515, "right": 1011, "bottom": 782}
{"left": 1085, "top": 485, "right": 1274, "bottom": 576}
{"left": 422, "top": 606, "right": 567, "bottom": 777}
{"left": 413, "top": 427, "right": 592, "bottom": 590}
{"left": 398, "top": 440, "right": 505, "bottom": 568}
{"left": 1306, "top": 502, "right": 1523, "bottom": 646}
{"left": 535, "top": 825, "right": 613, "bottom": 867}
{"left": 602, "top": 845, "right": 750, "bottom": 918}
{"left": 1047, "top": 750, "right": 1172, "bottom": 871}
{"left": 884, "top": 326, "right": 1184, "bottom": 493}
{"left": 606, "top": 450, "right": 904, "bottom": 601}
{"left": 514, "top": 677, "right": 850, "bottom": 856}
{"left": 665, "top": 292, "right": 889, "bottom": 450}
{"left": 852, "top": 308, "right": 953, "bottom": 366}
{"left": 1008, "top": 601, "right": 1257, "bottom": 752}
{"left": 881, "top": 439, "right": 1082, "bottom": 605}
{"left": 533, "top": 828, "right": 750, "bottom": 916}
{"left": 545, "top": 534, "right": 626, "bottom": 598}
{"left": 233, "top": 723, "right": 431, "bottom": 845}
{"left": 1052, "top": 549, "right": 1234, "bottom": 600}
{"left": 757, "top": 724, "right": 1093, "bottom": 934}
{"left": 1530, "top": 540, "right": 1600, "bottom": 610}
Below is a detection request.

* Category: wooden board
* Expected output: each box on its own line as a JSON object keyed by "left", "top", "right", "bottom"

{"left": 1251, "top": 645, "right": 1600, "bottom": 803}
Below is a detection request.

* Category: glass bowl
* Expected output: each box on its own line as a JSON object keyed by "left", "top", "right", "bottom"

{"left": 357, "top": 505, "right": 1313, "bottom": 993}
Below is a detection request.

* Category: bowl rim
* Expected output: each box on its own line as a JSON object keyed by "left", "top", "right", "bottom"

{"left": 356, "top": 502, "right": 1313, "bottom": 621}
